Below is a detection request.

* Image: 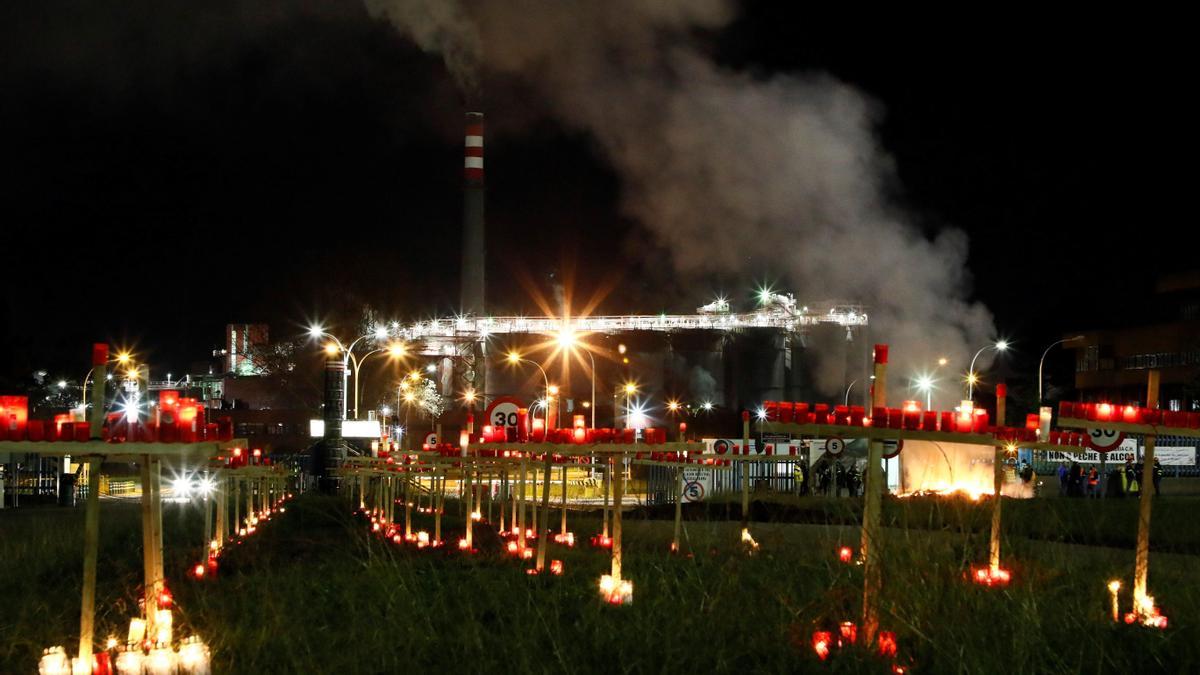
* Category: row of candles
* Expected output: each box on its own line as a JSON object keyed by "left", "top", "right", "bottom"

{"left": 40, "top": 605, "right": 211, "bottom": 675}
{"left": 763, "top": 400, "right": 1091, "bottom": 446}
{"left": 0, "top": 417, "right": 237, "bottom": 444}
{"left": 474, "top": 414, "right": 678, "bottom": 445}
{"left": 1060, "top": 401, "right": 1200, "bottom": 429}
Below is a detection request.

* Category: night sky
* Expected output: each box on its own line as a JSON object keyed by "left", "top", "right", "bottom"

{"left": 0, "top": 2, "right": 1176, "bottom": 390}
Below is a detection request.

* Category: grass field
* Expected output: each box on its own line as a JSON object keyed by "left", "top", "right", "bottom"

{"left": 2, "top": 494, "right": 1197, "bottom": 673}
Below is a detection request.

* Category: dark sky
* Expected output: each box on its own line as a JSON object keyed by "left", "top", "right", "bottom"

{"left": 0, "top": 1, "right": 1178, "bottom": 385}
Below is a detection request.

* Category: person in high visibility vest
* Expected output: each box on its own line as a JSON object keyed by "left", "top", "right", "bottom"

{"left": 1086, "top": 466, "right": 1099, "bottom": 498}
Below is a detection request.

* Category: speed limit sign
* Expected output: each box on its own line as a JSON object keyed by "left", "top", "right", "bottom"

{"left": 1086, "top": 427, "right": 1126, "bottom": 453}
{"left": 484, "top": 396, "right": 524, "bottom": 433}
{"left": 825, "top": 436, "right": 846, "bottom": 456}
{"left": 423, "top": 432, "right": 439, "bottom": 447}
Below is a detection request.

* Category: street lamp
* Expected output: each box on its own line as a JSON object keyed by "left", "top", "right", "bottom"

{"left": 505, "top": 351, "right": 551, "bottom": 428}
{"left": 309, "top": 325, "right": 395, "bottom": 419}
{"left": 1039, "top": 336, "right": 1085, "bottom": 405}
{"left": 915, "top": 375, "right": 934, "bottom": 409}
{"left": 967, "top": 340, "right": 1009, "bottom": 401}
{"left": 349, "top": 342, "right": 407, "bottom": 420}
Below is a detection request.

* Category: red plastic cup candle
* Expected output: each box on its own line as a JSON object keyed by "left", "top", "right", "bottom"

{"left": 1121, "top": 406, "right": 1139, "bottom": 424}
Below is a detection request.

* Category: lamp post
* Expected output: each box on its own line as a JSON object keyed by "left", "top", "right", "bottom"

{"left": 505, "top": 352, "right": 551, "bottom": 429}
{"left": 1039, "top": 336, "right": 1085, "bottom": 405}
{"left": 967, "top": 340, "right": 1008, "bottom": 401}
{"left": 309, "top": 325, "right": 391, "bottom": 419}
{"left": 349, "top": 343, "right": 406, "bottom": 420}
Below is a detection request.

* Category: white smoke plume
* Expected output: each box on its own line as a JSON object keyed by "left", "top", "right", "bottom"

{"left": 367, "top": 0, "right": 996, "bottom": 403}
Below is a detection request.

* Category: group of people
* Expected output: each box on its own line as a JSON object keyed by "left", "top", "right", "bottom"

{"left": 1056, "top": 458, "right": 1163, "bottom": 498}
{"left": 811, "top": 459, "right": 861, "bottom": 497}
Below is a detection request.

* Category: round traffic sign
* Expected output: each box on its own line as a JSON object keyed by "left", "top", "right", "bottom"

{"left": 423, "top": 432, "right": 439, "bottom": 447}
{"left": 1086, "top": 427, "right": 1125, "bottom": 453}
{"left": 882, "top": 439, "right": 904, "bottom": 459}
{"left": 713, "top": 439, "right": 732, "bottom": 455}
{"left": 825, "top": 436, "right": 846, "bottom": 456}
{"left": 682, "top": 481, "right": 706, "bottom": 503}
{"left": 484, "top": 396, "right": 524, "bottom": 432}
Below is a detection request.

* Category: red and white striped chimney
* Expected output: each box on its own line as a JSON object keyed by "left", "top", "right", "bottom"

{"left": 461, "top": 112, "right": 486, "bottom": 316}
{"left": 464, "top": 112, "right": 485, "bottom": 186}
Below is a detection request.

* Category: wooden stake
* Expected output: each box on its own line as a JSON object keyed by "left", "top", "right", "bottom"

{"left": 861, "top": 346, "right": 887, "bottom": 646}
{"left": 672, "top": 465, "right": 684, "bottom": 553}
{"left": 1134, "top": 370, "right": 1160, "bottom": 606}
{"left": 989, "top": 385, "right": 1006, "bottom": 572}
{"left": 611, "top": 454, "right": 624, "bottom": 581}
{"left": 536, "top": 453, "right": 553, "bottom": 571}
{"left": 139, "top": 456, "right": 158, "bottom": 633}
{"left": 517, "top": 460, "right": 527, "bottom": 549}
{"left": 560, "top": 464, "right": 568, "bottom": 537}
{"left": 77, "top": 455, "right": 101, "bottom": 668}
{"left": 434, "top": 471, "right": 443, "bottom": 543}
{"left": 601, "top": 459, "right": 610, "bottom": 539}
{"left": 740, "top": 413, "right": 750, "bottom": 531}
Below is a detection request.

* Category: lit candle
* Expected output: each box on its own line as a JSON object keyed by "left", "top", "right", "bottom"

{"left": 177, "top": 636, "right": 211, "bottom": 675}
{"left": 1108, "top": 580, "right": 1121, "bottom": 623}
{"left": 144, "top": 646, "right": 175, "bottom": 675}
{"left": 154, "top": 609, "right": 172, "bottom": 645}
{"left": 38, "top": 647, "right": 69, "bottom": 675}
{"left": 126, "top": 618, "right": 146, "bottom": 646}
{"left": 114, "top": 650, "right": 144, "bottom": 675}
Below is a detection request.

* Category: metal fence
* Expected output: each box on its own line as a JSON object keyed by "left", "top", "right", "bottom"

{"left": 643, "top": 460, "right": 807, "bottom": 505}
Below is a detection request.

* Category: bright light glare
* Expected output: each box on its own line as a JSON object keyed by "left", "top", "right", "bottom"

{"left": 425, "top": 364, "right": 437, "bottom": 373}
{"left": 667, "top": 400, "right": 680, "bottom": 412}
{"left": 915, "top": 375, "right": 934, "bottom": 392}
{"left": 324, "top": 343, "right": 339, "bottom": 355}
{"left": 628, "top": 402, "right": 649, "bottom": 429}
{"left": 308, "top": 325, "right": 324, "bottom": 339}
{"left": 197, "top": 476, "right": 215, "bottom": 497}
{"left": 116, "top": 352, "right": 131, "bottom": 364}
{"left": 937, "top": 357, "right": 948, "bottom": 366}
{"left": 702, "top": 401, "right": 714, "bottom": 411}
{"left": 623, "top": 382, "right": 637, "bottom": 395}
{"left": 57, "top": 380, "right": 67, "bottom": 389}
{"left": 388, "top": 344, "right": 406, "bottom": 357}
{"left": 172, "top": 477, "right": 191, "bottom": 500}
{"left": 506, "top": 351, "right": 521, "bottom": 364}
{"left": 547, "top": 385, "right": 559, "bottom": 397}
{"left": 755, "top": 407, "right": 768, "bottom": 421}
{"left": 995, "top": 340, "right": 1009, "bottom": 351}
{"left": 374, "top": 327, "right": 388, "bottom": 340}
{"left": 557, "top": 327, "right": 576, "bottom": 349}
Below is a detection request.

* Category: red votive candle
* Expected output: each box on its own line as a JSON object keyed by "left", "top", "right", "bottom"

{"left": 779, "top": 402, "right": 794, "bottom": 424}
{"left": 887, "top": 408, "right": 903, "bottom": 429}
{"left": 922, "top": 411, "right": 937, "bottom": 430}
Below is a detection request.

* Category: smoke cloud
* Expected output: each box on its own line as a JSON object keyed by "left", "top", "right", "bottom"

{"left": 368, "top": 0, "right": 996, "bottom": 402}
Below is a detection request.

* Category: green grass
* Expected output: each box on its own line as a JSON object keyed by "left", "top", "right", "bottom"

{"left": 2, "top": 495, "right": 1198, "bottom": 673}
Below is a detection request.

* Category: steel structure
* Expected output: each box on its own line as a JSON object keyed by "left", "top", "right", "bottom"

{"left": 397, "top": 300, "right": 868, "bottom": 356}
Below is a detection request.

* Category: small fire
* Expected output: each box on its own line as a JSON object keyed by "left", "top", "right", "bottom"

{"left": 971, "top": 566, "right": 1011, "bottom": 586}
{"left": 550, "top": 560, "right": 563, "bottom": 576}
{"left": 507, "top": 541, "right": 520, "bottom": 554}
{"left": 191, "top": 564, "right": 205, "bottom": 579}
{"left": 553, "top": 532, "right": 576, "bottom": 547}
{"left": 416, "top": 531, "right": 430, "bottom": 548}
{"left": 838, "top": 621, "right": 857, "bottom": 644}
{"left": 811, "top": 631, "right": 832, "bottom": 661}
{"left": 521, "top": 548, "right": 534, "bottom": 560}
{"left": 598, "top": 575, "right": 633, "bottom": 605}
{"left": 740, "top": 528, "right": 759, "bottom": 550}
{"left": 878, "top": 631, "right": 898, "bottom": 657}
{"left": 1129, "top": 592, "right": 1169, "bottom": 629}
{"left": 457, "top": 538, "right": 470, "bottom": 550}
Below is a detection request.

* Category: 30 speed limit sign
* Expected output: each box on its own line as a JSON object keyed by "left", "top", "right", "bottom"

{"left": 1086, "top": 427, "right": 1126, "bottom": 453}
{"left": 484, "top": 396, "right": 524, "bottom": 432}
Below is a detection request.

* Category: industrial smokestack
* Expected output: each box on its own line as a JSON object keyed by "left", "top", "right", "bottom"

{"left": 461, "top": 112, "right": 485, "bottom": 316}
